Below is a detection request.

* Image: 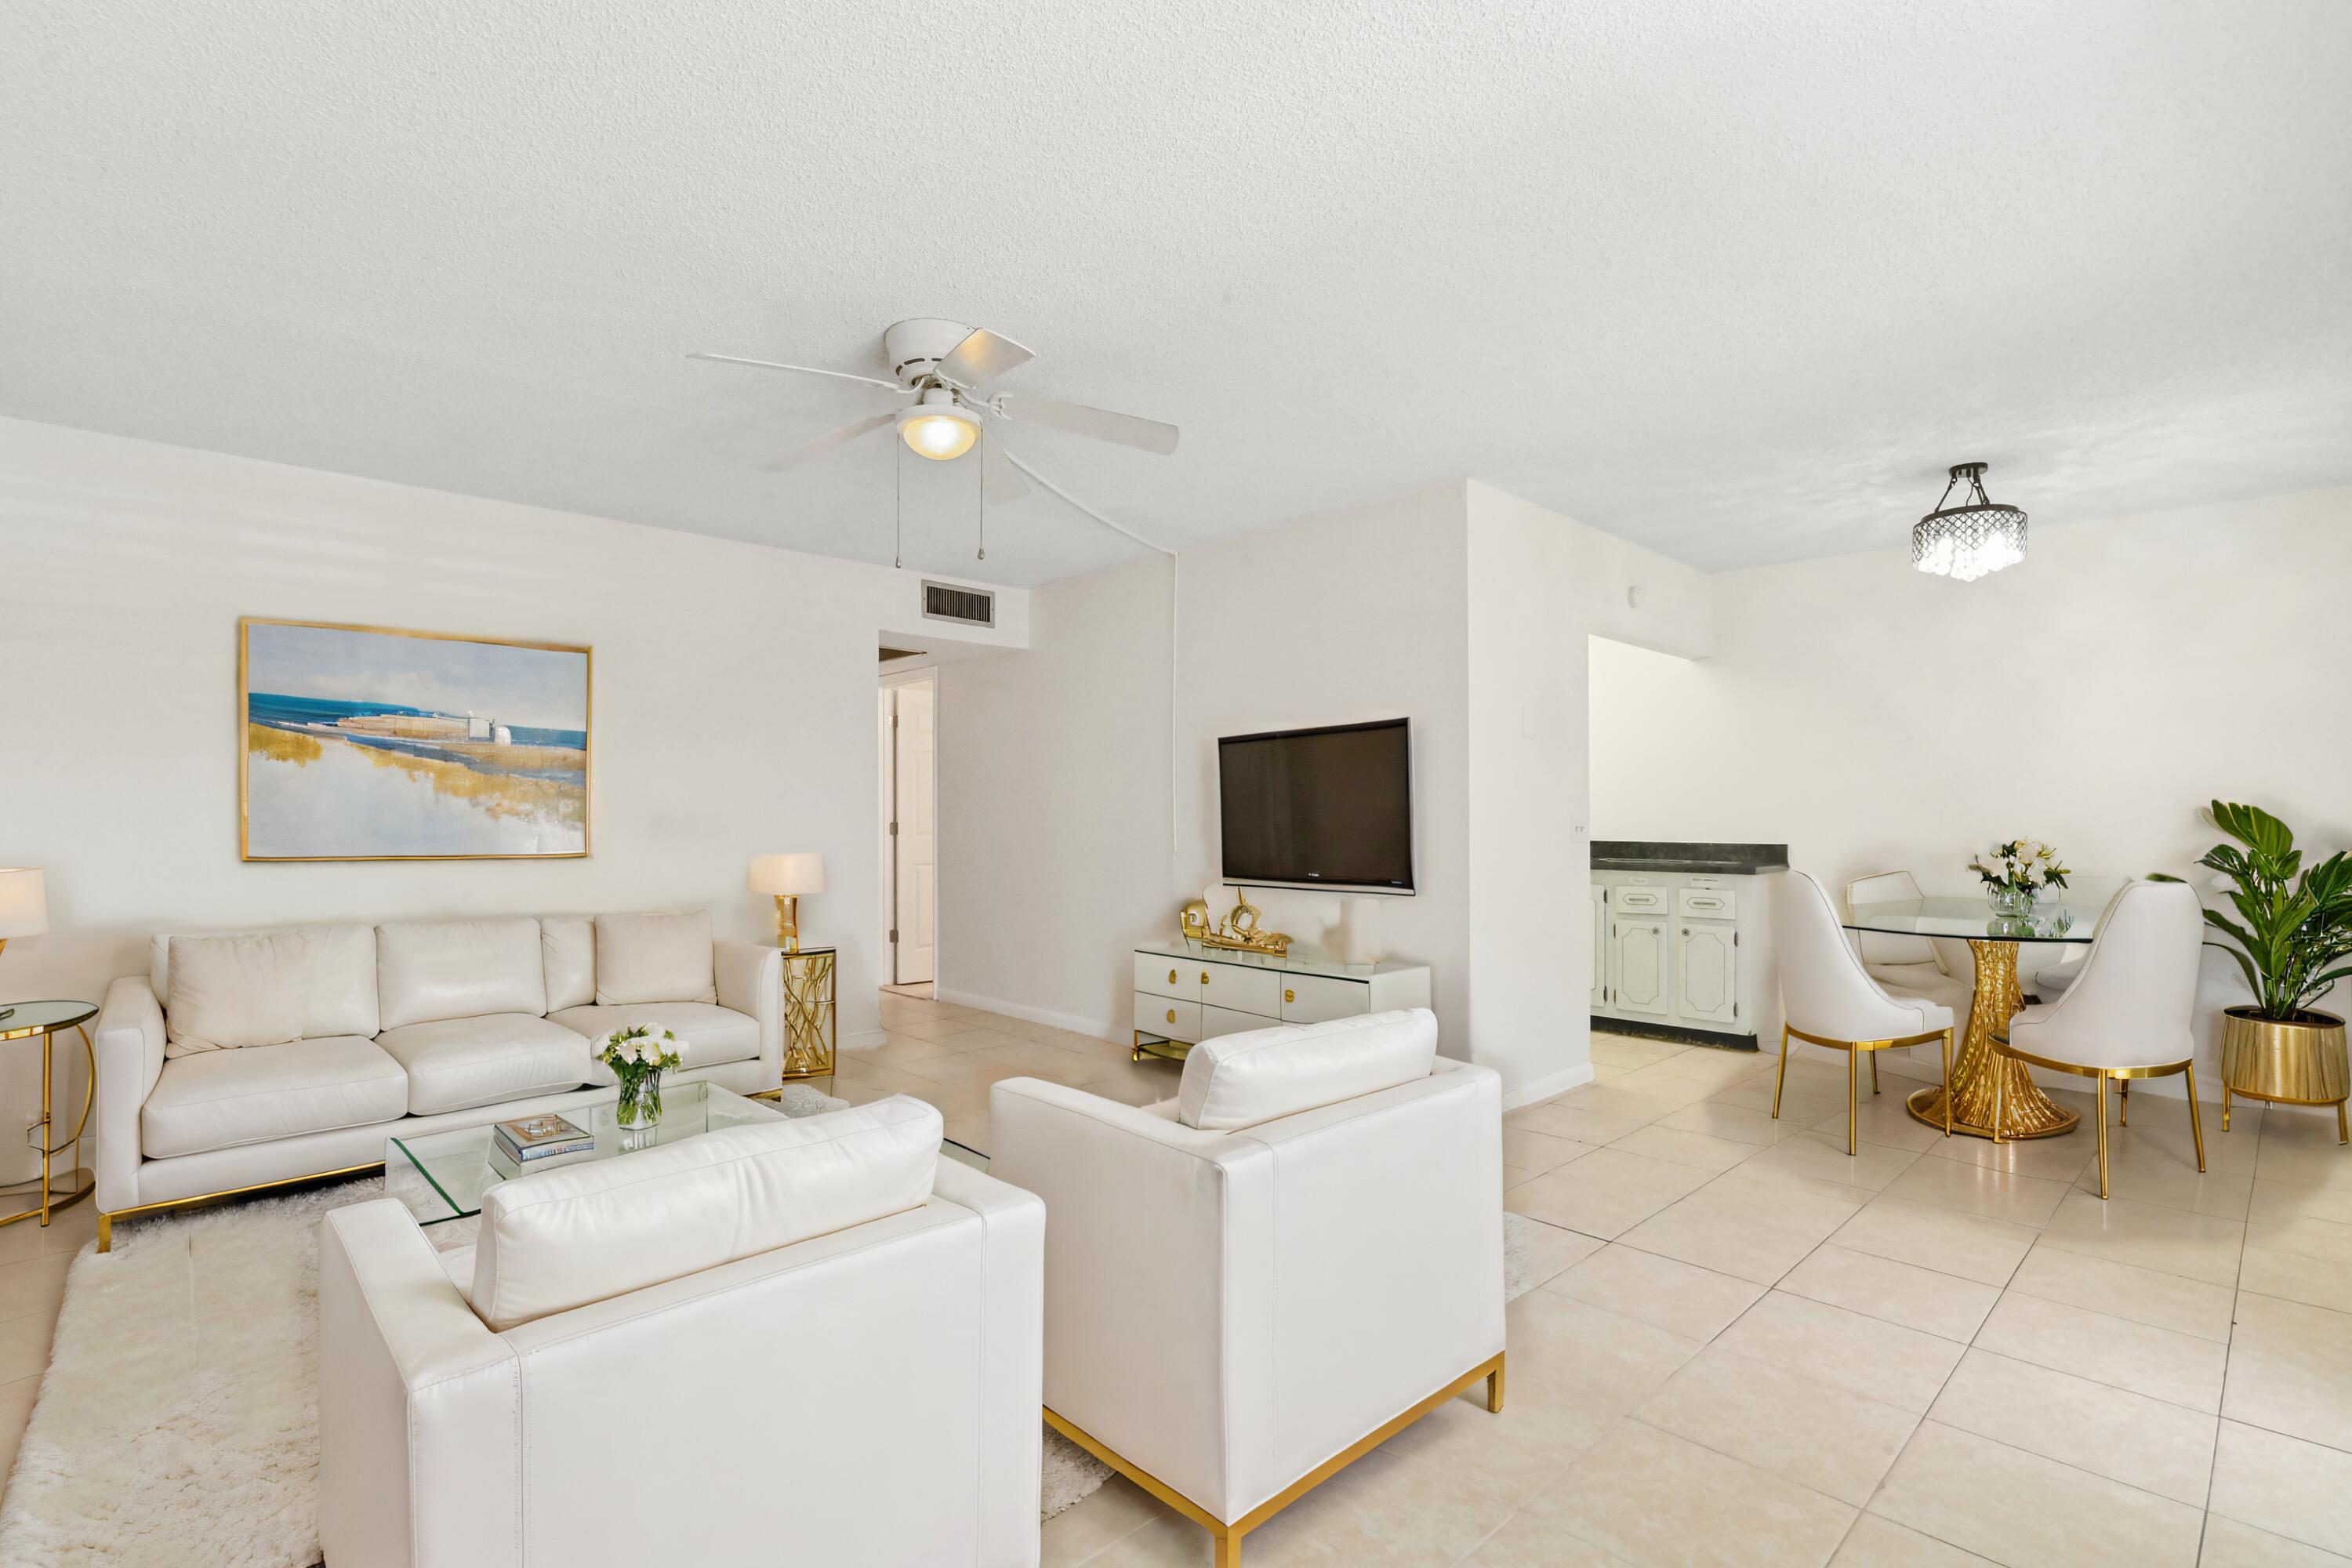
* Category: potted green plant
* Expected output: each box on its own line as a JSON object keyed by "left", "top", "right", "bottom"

{"left": 2190, "top": 801, "right": 2350, "bottom": 1139}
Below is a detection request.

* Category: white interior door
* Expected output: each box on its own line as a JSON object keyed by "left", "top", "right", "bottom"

{"left": 891, "top": 680, "right": 938, "bottom": 984}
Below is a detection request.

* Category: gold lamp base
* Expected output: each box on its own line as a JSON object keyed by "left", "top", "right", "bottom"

{"left": 772, "top": 895, "right": 800, "bottom": 953}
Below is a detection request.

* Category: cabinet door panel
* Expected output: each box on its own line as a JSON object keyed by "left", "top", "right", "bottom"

{"left": 1676, "top": 924, "right": 1738, "bottom": 1025}
{"left": 1200, "top": 963, "right": 1283, "bottom": 1016}
{"left": 1134, "top": 954, "right": 1190, "bottom": 1000}
{"left": 1611, "top": 920, "right": 1671, "bottom": 1017}
{"left": 1591, "top": 885, "right": 1609, "bottom": 1007}
{"left": 1279, "top": 974, "right": 1371, "bottom": 1025}
{"left": 1136, "top": 992, "right": 1201, "bottom": 1044}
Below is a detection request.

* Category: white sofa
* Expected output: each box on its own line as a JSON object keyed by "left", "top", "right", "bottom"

{"left": 988, "top": 1009, "right": 1504, "bottom": 1568}
{"left": 92, "top": 913, "right": 782, "bottom": 1249}
{"left": 319, "top": 1095, "right": 1045, "bottom": 1567}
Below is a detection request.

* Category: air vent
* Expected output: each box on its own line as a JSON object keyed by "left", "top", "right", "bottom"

{"left": 921, "top": 581, "right": 994, "bottom": 628}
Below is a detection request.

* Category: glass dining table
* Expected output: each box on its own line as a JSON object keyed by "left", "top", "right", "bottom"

{"left": 1844, "top": 896, "right": 2103, "bottom": 1142}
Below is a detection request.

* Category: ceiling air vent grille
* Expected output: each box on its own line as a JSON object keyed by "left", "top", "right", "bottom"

{"left": 921, "top": 582, "right": 995, "bottom": 628}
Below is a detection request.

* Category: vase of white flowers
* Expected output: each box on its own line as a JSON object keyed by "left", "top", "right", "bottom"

{"left": 1969, "top": 840, "right": 2070, "bottom": 918}
{"left": 599, "top": 1024, "right": 687, "bottom": 1131}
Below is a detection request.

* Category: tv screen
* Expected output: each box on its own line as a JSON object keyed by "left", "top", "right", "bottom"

{"left": 1218, "top": 719, "right": 1414, "bottom": 893}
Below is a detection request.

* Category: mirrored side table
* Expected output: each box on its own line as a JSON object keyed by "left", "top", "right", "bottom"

{"left": 776, "top": 945, "right": 837, "bottom": 1084}
{"left": 0, "top": 1000, "right": 98, "bottom": 1228}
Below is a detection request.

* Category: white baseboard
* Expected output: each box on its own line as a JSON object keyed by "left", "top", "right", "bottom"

{"left": 839, "top": 1028, "right": 887, "bottom": 1051}
{"left": 930, "top": 987, "right": 1120, "bottom": 1045}
{"left": 1503, "top": 1062, "right": 1595, "bottom": 1111}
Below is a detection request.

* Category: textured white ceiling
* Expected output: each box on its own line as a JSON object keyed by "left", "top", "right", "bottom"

{"left": 4, "top": 2, "right": 2347, "bottom": 586}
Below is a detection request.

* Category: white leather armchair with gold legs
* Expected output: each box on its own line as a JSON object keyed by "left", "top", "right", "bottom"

{"left": 989, "top": 1009, "right": 1501, "bottom": 1568}
{"left": 1996, "top": 879, "right": 2207, "bottom": 1199}
{"left": 1773, "top": 871, "right": 1957, "bottom": 1151}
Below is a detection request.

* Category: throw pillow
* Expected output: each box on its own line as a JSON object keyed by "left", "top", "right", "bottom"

{"left": 593, "top": 910, "right": 717, "bottom": 1006}
{"left": 165, "top": 931, "right": 314, "bottom": 1056}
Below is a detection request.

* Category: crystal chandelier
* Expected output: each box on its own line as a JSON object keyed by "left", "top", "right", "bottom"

{"left": 1911, "top": 462, "right": 2027, "bottom": 581}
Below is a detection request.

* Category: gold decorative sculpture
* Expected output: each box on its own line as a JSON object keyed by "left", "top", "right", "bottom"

{"left": 1185, "top": 889, "right": 1292, "bottom": 956}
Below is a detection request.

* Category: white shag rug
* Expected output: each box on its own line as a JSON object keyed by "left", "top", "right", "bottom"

{"left": 0, "top": 1108, "right": 1554, "bottom": 1566}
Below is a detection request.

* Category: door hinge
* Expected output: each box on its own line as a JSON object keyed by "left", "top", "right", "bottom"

{"left": 1734, "top": 931, "right": 1741, "bottom": 946}
{"left": 889, "top": 821, "right": 898, "bottom": 836}
{"left": 889, "top": 928, "right": 898, "bottom": 943}
{"left": 1733, "top": 1002, "right": 1740, "bottom": 1017}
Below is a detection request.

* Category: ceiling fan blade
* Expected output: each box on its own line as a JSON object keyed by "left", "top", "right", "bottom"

{"left": 758, "top": 412, "right": 895, "bottom": 471}
{"left": 995, "top": 394, "right": 1179, "bottom": 456}
{"left": 982, "top": 430, "right": 1029, "bottom": 503}
{"left": 936, "top": 328, "right": 1035, "bottom": 388}
{"left": 690, "top": 352, "right": 909, "bottom": 394}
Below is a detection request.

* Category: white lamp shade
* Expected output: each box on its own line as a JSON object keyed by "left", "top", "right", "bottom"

{"left": 748, "top": 852, "right": 826, "bottom": 896}
{"left": 0, "top": 869, "right": 48, "bottom": 940}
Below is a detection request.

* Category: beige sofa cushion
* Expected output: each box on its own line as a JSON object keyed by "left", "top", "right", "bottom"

{"left": 469, "top": 1095, "right": 942, "bottom": 1330}
{"left": 552, "top": 1001, "right": 760, "bottom": 1076}
{"left": 376, "top": 918, "right": 547, "bottom": 1031}
{"left": 541, "top": 916, "right": 596, "bottom": 1011}
{"left": 593, "top": 911, "right": 715, "bottom": 1006}
{"left": 375, "top": 1013, "right": 591, "bottom": 1116}
{"left": 152, "top": 924, "right": 380, "bottom": 1040}
{"left": 1177, "top": 1007, "right": 1439, "bottom": 1131}
{"left": 142, "top": 1036, "right": 408, "bottom": 1157}
{"left": 164, "top": 932, "right": 313, "bottom": 1056}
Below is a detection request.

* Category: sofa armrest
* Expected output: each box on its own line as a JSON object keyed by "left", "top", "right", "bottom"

{"left": 932, "top": 1157, "right": 1047, "bottom": 1568}
{"left": 319, "top": 1200, "right": 519, "bottom": 1568}
{"left": 713, "top": 938, "right": 783, "bottom": 1078}
{"left": 93, "top": 975, "right": 165, "bottom": 1213}
{"left": 987, "top": 1077, "right": 1273, "bottom": 1523}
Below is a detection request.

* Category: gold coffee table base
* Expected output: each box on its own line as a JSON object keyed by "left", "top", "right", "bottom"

{"left": 1905, "top": 938, "right": 2080, "bottom": 1142}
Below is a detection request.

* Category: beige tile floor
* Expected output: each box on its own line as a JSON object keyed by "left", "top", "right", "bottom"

{"left": 6, "top": 992, "right": 2350, "bottom": 1568}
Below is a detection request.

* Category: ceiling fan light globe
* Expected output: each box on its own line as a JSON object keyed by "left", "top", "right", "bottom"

{"left": 897, "top": 401, "right": 979, "bottom": 461}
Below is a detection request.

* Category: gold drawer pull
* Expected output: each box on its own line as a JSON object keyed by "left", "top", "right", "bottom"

{"left": 1168, "top": 969, "right": 1178, "bottom": 985}
{"left": 1285, "top": 989, "right": 1296, "bottom": 1004}
{"left": 1166, "top": 1008, "right": 1177, "bottom": 1025}
{"left": 1200, "top": 971, "right": 1210, "bottom": 984}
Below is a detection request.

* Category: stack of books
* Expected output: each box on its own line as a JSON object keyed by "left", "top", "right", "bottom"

{"left": 488, "top": 1113, "right": 594, "bottom": 1178}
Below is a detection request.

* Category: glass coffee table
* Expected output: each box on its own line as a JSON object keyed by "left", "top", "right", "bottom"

{"left": 384, "top": 1080, "right": 991, "bottom": 1227}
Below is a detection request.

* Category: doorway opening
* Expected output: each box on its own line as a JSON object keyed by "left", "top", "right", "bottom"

{"left": 878, "top": 673, "right": 938, "bottom": 991}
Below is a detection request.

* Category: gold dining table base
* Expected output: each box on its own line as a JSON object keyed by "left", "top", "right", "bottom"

{"left": 1906, "top": 938, "right": 2079, "bottom": 1141}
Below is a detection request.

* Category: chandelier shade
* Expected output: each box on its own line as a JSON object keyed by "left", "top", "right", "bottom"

{"left": 1911, "top": 462, "right": 2027, "bottom": 581}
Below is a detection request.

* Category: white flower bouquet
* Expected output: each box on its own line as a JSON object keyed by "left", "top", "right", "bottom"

{"left": 1968, "top": 840, "right": 2070, "bottom": 916}
{"left": 599, "top": 1024, "right": 687, "bottom": 1129}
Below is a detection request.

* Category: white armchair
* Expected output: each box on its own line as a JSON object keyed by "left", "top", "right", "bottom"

{"left": 318, "top": 1097, "right": 1044, "bottom": 1567}
{"left": 989, "top": 1009, "right": 1502, "bottom": 1568}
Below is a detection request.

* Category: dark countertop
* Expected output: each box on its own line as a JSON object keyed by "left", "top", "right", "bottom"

{"left": 1591, "top": 840, "right": 1789, "bottom": 874}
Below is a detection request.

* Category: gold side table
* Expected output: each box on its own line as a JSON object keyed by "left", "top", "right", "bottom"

{"left": 777, "top": 945, "right": 837, "bottom": 1083}
{"left": 0, "top": 1000, "right": 98, "bottom": 1228}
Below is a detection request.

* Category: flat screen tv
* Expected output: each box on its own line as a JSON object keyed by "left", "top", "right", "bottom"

{"left": 1218, "top": 718, "right": 1414, "bottom": 895}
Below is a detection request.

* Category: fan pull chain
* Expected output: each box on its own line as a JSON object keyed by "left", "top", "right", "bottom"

{"left": 977, "top": 431, "right": 987, "bottom": 561}
{"left": 893, "top": 438, "right": 902, "bottom": 569}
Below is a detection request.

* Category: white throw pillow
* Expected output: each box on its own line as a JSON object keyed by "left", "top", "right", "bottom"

{"left": 165, "top": 932, "right": 314, "bottom": 1056}
{"left": 1177, "top": 1007, "right": 1439, "bottom": 1131}
{"left": 593, "top": 910, "right": 716, "bottom": 1006}
{"left": 469, "top": 1094, "right": 942, "bottom": 1330}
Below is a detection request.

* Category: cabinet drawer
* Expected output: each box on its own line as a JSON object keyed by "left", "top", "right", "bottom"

{"left": 1134, "top": 954, "right": 1191, "bottom": 1000}
{"left": 1613, "top": 886, "right": 1670, "bottom": 914}
{"left": 1136, "top": 992, "right": 1201, "bottom": 1044}
{"left": 1675, "top": 887, "right": 1737, "bottom": 920}
{"left": 1279, "top": 973, "right": 1371, "bottom": 1025}
{"left": 1201, "top": 963, "right": 1282, "bottom": 1016}
{"left": 1201, "top": 1004, "right": 1276, "bottom": 1042}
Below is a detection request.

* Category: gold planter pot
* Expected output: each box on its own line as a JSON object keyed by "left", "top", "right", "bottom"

{"left": 2220, "top": 1007, "right": 2348, "bottom": 1143}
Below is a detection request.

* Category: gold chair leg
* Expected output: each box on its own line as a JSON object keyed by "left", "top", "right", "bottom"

{"left": 2221, "top": 1080, "right": 2231, "bottom": 1133}
{"left": 1846, "top": 1047, "right": 1858, "bottom": 1156}
{"left": 2119, "top": 1078, "right": 2129, "bottom": 1127}
{"left": 2184, "top": 1062, "right": 2206, "bottom": 1173}
{"left": 2095, "top": 1076, "right": 2110, "bottom": 1199}
{"left": 1772, "top": 1025, "right": 1790, "bottom": 1120}
{"left": 1940, "top": 1030, "right": 1954, "bottom": 1136}
{"left": 98, "top": 1214, "right": 112, "bottom": 1254}
{"left": 1215, "top": 1527, "right": 1241, "bottom": 1568}
{"left": 1486, "top": 1356, "right": 1506, "bottom": 1414}
{"left": 2339, "top": 1099, "right": 2348, "bottom": 1145}
{"left": 1869, "top": 1050, "right": 1881, "bottom": 1096}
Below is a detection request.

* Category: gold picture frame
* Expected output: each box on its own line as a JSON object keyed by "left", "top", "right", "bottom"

{"left": 238, "top": 617, "right": 593, "bottom": 862}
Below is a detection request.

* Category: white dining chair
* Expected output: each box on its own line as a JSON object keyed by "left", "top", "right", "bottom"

{"left": 1845, "top": 870, "right": 1974, "bottom": 1059}
{"left": 1772, "top": 871, "right": 1958, "bottom": 1152}
{"left": 1994, "top": 880, "right": 2206, "bottom": 1199}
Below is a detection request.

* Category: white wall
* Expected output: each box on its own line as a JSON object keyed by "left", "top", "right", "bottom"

{"left": 933, "top": 556, "right": 1177, "bottom": 1033}
{"left": 0, "top": 416, "right": 1025, "bottom": 1177}
{"left": 1592, "top": 482, "right": 2352, "bottom": 1094}
{"left": 1467, "top": 483, "right": 1714, "bottom": 1100}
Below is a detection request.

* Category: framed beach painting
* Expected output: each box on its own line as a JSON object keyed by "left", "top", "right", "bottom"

{"left": 239, "top": 619, "right": 591, "bottom": 861}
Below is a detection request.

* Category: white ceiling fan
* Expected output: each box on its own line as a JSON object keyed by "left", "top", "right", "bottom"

{"left": 691, "top": 319, "right": 1180, "bottom": 521}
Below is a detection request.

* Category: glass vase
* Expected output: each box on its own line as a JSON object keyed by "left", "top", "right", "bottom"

{"left": 1987, "top": 885, "right": 2036, "bottom": 920}
{"left": 616, "top": 1067, "right": 666, "bottom": 1131}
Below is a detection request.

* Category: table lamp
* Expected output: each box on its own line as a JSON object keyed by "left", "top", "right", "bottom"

{"left": 0, "top": 869, "right": 46, "bottom": 1025}
{"left": 748, "top": 853, "right": 825, "bottom": 953}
